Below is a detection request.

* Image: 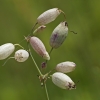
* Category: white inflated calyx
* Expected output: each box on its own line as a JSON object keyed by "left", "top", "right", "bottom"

{"left": 0, "top": 43, "right": 15, "bottom": 60}
{"left": 14, "top": 49, "right": 29, "bottom": 62}
{"left": 37, "top": 8, "right": 61, "bottom": 25}
{"left": 50, "top": 21, "right": 68, "bottom": 48}
{"left": 52, "top": 72, "right": 76, "bottom": 90}
{"left": 56, "top": 61, "right": 76, "bottom": 73}
{"left": 29, "top": 36, "right": 50, "bottom": 60}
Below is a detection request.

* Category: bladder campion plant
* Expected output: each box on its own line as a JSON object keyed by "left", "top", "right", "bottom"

{"left": 0, "top": 8, "right": 77, "bottom": 100}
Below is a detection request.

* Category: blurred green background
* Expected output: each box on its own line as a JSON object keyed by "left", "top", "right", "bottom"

{"left": 0, "top": 0, "right": 100, "bottom": 100}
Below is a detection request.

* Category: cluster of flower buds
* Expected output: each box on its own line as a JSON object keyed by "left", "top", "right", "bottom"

{"left": 0, "top": 8, "right": 77, "bottom": 99}
{"left": 0, "top": 43, "right": 29, "bottom": 63}
{"left": 51, "top": 61, "right": 76, "bottom": 90}
{"left": 35, "top": 8, "right": 76, "bottom": 91}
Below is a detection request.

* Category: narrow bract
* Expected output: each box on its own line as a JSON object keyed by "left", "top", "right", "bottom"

{"left": 0, "top": 43, "right": 15, "bottom": 60}
{"left": 33, "top": 25, "right": 46, "bottom": 35}
{"left": 15, "top": 49, "right": 29, "bottom": 62}
{"left": 50, "top": 21, "right": 68, "bottom": 49}
{"left": 37, "top": 8, "right": 61, "bottom": 25}
{"left": 52, "top": 72, "right": 76, "bottom": 90}
{"left": 56, "top": 61, "right": 76, "bottom": 73}
{"left": 29, "top": 36, "right": 50, "bottom": 60}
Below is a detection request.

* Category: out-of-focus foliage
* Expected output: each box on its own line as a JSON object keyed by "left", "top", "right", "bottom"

{"left": 0, "top": 0, "right": 100, "bottom": 100}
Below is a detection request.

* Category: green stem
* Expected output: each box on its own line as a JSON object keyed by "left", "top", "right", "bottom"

{"left": 2, "top": 57, "right": 14, "bottom": 66}
{"left": 44, "top": 83, "right": 50, "bottom": 100}
{"left": 29, "top": 48, "right": 43, "bottom": 76}
{"left": 28, "top": 22, "right": 38, "bottom": 37}
{"left": 49, "top": 47, "right": 53, "bottom": 55}
{"left": 60, "top": 10, "right": 67, "bottom": 20}
{"left": 14, "top": 44, "right": 24, "bottom": 49}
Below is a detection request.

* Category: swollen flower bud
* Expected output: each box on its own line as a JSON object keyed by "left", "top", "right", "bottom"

{"left": 37, "top": 8, "right": 61, "bottom": 25}
{"left": 56, "top": 61, "right": 76, "bottom": 73}
{"left": 50, "top": 21, "right": 68, "bottom": 48}
{"left": 14, "top": 49, "right": 29, "bottom": 62}
{"left": 0, "top": 43, "right": 15, "bottom": 60}
{"left": 29, "top": 36, "right": 50, "bottom": 60}
{"left": 52, "top": 72, "right": 76, "bottom": 90}
{"left": 33, "top": 25, "right": 46, "bottom": 35}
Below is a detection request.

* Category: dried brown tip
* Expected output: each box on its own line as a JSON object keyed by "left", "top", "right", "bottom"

{"left": 65, "top": 21, "right": 68, "bottom": 26}
{"left": 70, "top": 31, "right": 77, "bottom": 34}
{"left": 59, "top": 9, "right": 67, "bottom": 20}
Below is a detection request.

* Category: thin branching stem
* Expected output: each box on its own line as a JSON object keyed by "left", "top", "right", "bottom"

{"left": 44, "top": 83, "right": 50, "bottom": 100}
{"left": 28, "top": 22, "right": 38, "bottom": 37}
{"left": 14, "top": 44, "right": 24, "bottom": 49}
{"left": 49, "top": 47, "right": 53, "bottom": 55}
{"left": 2, "top": 57, "right": 14, "bottom": 66}
{"left": 29, "top": 47, "right": 43, "bottom": 76}
{"left": 60, "top": 10, "right": 67, "bottom": 21}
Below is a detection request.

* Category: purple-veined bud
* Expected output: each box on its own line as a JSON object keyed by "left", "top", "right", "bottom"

{"left": 0, "top": 43, "right": 15, "bottom": 60}
{"left": 41, "top": 62, "right": 47, "bottom": 68}
{"left": 52, "top": 72, "right": 76, "bottom": 90}
{"left": 33, "top": 25, "right": 46, "bottom": 35}
{"left": 14, "top": 49, "right": 29, "bottom": 62}
{"left": 37, "top": 8, "right": 61, "bottom": 25}
{"left": 56, "top": 61, "right": 76, "bottom": 73}
{"left": 29, "top": 36, "right": 50, "bottom": 60}
{"left": 50, "top": 21, "right": 68, "bottom": 49}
